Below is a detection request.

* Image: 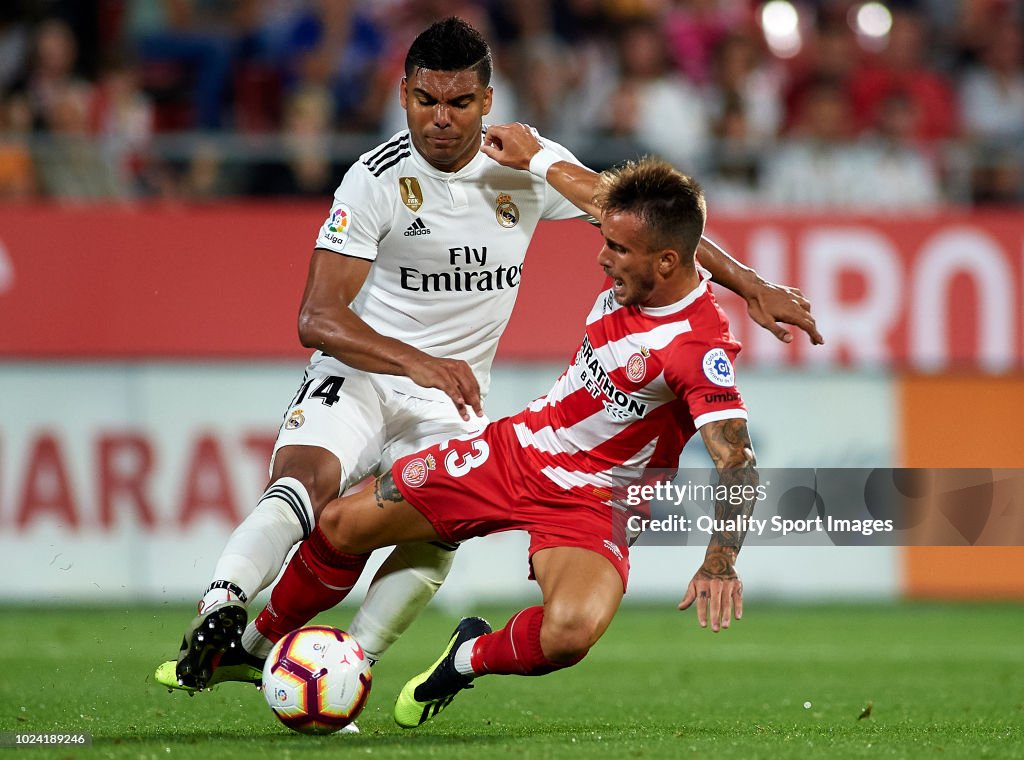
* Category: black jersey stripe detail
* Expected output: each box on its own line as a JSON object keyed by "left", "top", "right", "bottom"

{"left": 372, "top": 150, "right": 411, "bottom": 177}
{"left": 368, "top": 146, "right": 411, "bottom": 175}
{"left": 364, "top": 134, "right": 409, "bottom": 167}
{"left": 365, "top": 140, "right": 409, "bottom": 171}
{"left": 364, "top": 136, "right": 410, "bottom": 172}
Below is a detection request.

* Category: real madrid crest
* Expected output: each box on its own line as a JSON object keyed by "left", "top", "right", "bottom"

{"left": 285, "top": 408, "right": 305, "bottom": 430}
{"left": 495, "top": 193, "right": 519, "bottom": 228}
{"left": 400, "top": 177, "right": 423, "bottom": 212}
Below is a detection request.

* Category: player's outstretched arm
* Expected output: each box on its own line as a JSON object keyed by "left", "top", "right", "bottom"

{"left": 679, "top": 418, "right": 758, "bottom": 632}
{"left": 298, "top": 250, "right": 483, "bottom": 420}
{"left": 483, "top": 125, "right": 823, "bottom": 346}
{"left": 695, "top": 237, "right": 824, "bottom": 346}
{"left": 482, "top": 122, "right": 602, "bottom": 217}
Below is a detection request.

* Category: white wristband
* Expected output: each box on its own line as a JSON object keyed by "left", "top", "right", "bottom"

{"left": 528, "top": 147, "right": 560, "bottom": 179}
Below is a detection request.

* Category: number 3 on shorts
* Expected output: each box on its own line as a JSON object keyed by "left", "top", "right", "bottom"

{"left": 442, "top": 437, "right": 490, "bottom": 478}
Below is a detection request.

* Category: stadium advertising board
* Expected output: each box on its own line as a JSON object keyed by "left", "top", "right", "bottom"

{"left": 0, "top": 206, "right": 1020, "bottom": 369}
{"left": 1, "top": 207, "right": 1021, "bottom": 601}
{"left": 0, "top": 365, "right": 899, "bottom": 601}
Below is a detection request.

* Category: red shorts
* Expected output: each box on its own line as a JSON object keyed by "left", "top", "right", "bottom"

{"left": 391, "top": 418, "right": 630, "bottom": 591}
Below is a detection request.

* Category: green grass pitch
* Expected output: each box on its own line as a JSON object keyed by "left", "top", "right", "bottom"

{"left": 0, "top": 602, "right": 1021, "bottom": 758}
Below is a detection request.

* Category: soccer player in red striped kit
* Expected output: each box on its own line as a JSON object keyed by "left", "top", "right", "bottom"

{"left": 157, "top": 20, "right": 820, "bottom": 704}
{"left": 258, "top": 157, "right": 759, "bottom": 727}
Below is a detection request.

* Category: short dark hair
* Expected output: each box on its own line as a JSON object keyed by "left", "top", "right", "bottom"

{"left": 404, "top": 17, "right": 492, "bottom": 86}
{"left": 594, "top": 158, "right": 707, "bottom": 259}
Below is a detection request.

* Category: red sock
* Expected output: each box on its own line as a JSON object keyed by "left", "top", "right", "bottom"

{"left": 469, "top": 606, "right": 588, "bottom": 676}
{"left": 253, "top": 526, "right": 369, "bottom": 643}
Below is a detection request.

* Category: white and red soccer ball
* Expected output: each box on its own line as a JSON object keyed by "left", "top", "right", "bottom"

{"left": 261, "top": 625, "right": 372, "bottom": 734}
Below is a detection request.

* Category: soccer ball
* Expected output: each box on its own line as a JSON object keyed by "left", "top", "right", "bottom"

{"left": 261, "top": 625, "right": 372, "bottom": 734}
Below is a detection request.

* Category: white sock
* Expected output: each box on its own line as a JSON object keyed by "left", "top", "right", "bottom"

{"left": 348, "top": 541, "right": 457, "bottom": 661}
{"left": 202, "top": 477, "right": 314, "bottom": 609}
{"left": 453, "top": 639, "right": 478, "bottom": 677}
{"left": 241, "top": 621, "right": 275, "bottom": 659}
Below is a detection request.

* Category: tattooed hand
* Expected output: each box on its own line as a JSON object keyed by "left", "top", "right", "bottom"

{"left": 678, "top": 548, "right": 743, "bottom": 632}
{"left": 679, "top": 417, "right": 757, "bottom": 632}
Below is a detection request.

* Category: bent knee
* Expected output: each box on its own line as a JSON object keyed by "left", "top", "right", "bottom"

{"left": 316, "top": 501, "right": 343, "bottom": 544}
{"left": 540, "top": 605, "right": 605, "bottom": 663}
{"left": 316, "top": 501, "right": 365, "bottom": 554}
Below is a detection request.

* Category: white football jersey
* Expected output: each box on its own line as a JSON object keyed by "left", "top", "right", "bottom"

{"left": 313, "top": 129, "right": 589, "bottom": 400}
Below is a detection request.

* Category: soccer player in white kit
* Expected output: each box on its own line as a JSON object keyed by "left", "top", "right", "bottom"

{"left": 156, "top": 18, "right": 820, "bottom": 695}
{"left": 259, "top": 158, "right": 757, "bottom": 729}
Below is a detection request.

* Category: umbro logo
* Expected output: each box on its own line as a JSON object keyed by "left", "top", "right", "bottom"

{"left": 404, "top": 217, "right": 431, "bottom": 236}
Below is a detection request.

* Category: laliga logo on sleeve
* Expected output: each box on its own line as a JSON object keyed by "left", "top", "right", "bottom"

{"left": 702, "top": 348, "right": 735, "bottom": 387}
{"left": 328, "top": 206, "right": 350, "bottom": 234}
{"left": 323, "top": 204, "right": 352, "bottom": 247}
{"left": 401, "top": 454, "right": 437, "bottom": 488}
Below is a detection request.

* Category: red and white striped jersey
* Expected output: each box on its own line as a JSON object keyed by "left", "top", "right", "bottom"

{"left": 510, "top": 269, "right": 747, "bottom": 497}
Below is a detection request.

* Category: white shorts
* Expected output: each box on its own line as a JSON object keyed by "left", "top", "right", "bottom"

{"left": 271, "top": 357, "right": 489, "bottom": 494}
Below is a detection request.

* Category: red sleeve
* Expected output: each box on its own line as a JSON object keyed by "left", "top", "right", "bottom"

{"left": 664, "top": 337, "right": 747, "bottom": 429}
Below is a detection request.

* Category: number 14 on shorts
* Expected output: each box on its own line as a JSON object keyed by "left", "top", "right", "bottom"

{"left": 292, "top": 375, "right": 347, "bottom": 407}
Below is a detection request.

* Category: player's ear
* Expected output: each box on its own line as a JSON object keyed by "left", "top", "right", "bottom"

{"left": 400, "top": 77, "right": 409, "bottom": 110}
{"left": 658, "top": 248, "right": 679, "bottom": 274}
{"left": 482, "top": 85, "right": 493, "bottom": 116}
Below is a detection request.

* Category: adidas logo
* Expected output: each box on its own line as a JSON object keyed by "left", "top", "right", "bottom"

{"left": 419, "top": 695, "right": 456, "bottom": 725}
{"left": 404, "top": 217, "right": 431, "bottom": 236}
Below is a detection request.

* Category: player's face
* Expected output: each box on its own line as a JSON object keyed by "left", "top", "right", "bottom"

{"left": 597, "top": 211, "right": 661, "bottom": 307}
{"left": 401, "top": 67, "right": 492, "bottom": 173}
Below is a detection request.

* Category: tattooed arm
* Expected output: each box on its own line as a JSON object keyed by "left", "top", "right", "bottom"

{"left": 318, "top": 470, "right": 440, "bottom": 554}
{"left": 678, "top": 417, "right": 758, "bottom": 632}
{"left": 373, "top": 471, "right": 405, "bottom": 509}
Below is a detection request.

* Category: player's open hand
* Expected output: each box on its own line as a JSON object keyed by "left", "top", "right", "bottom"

{"left": 481, "top": 123, "right": 541, "bottom": 170}
{"left": 406, "top": 355, "right": 483, "bottom": 421}
{"left": 679, "top": 555, "right": 743, "bottom": 633}
{"left": 745, "top": 278, "right": 824, "bottom": 345}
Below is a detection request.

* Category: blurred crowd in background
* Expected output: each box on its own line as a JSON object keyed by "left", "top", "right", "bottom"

{"left": 0, "top": 0, "right": 1021, "bottom": 207}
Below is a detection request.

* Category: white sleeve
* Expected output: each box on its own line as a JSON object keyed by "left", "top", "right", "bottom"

{"left": 534, "top": 134, "right": 594, "bottom": 223}
{"left": 314, "top": 162, "right": 391, "bottom": 261}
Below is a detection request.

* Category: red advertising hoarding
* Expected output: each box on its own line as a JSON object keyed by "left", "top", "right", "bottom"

{"left": 1, "top": 204, "right": 1020, "bottom": 369}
